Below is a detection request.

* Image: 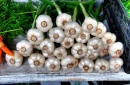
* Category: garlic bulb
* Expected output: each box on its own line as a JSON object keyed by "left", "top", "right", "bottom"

{"left": 42, "top": 52, "right": 54, "bottom": 58}
{"left": 108, "top": 42, "right": 124, "bottom": 58}
{"left": 16, "top": 40, "right": 33, "bottom": 57}
{"left": 40, "top": 39, "right": 54, "bottom": 54}
{"left": 28, "top": 53, "right": 45, "bottom": 68}
{"left": 64, "top": 22, "right": 82, "bottom": 38}
{"left": 78, "top": 58, "right": 94, "bottom": 72}
{"left": 82, "top": 17, "right": 97, "bottom": 33}
{"left": 56, "top": 13, "right": 72, "bottom": 28}
{"left": 85, "top": 50, "right": 99, "bottom": 60}
{"left": 45, "top": 57, "right": 60, "bottom": 72}
{"left": 95, "top": 59, "right": 110, "bottom": 73}
{"left": 53, "top": 47, "right": 67, "bottom": 59}
{"left": 49, "top": 27, "right": 65, "bottom": 43}
{"left": 109, "top": 58, "right": 123, "bottom": 72}
{"left": 99, "top": 46, "right": 109, "bottom": 57}
{"left": 61, "top": 55, "right": 78, "bottom": 70}
{"left": 87, "top": 37, "right": 103, "bottom": 53}
{"left": 36, "top": 15, "right": 53, "bottom": 32}
{"left": 33, "top": 44, "right": 40, "bottom": 50}
{"left": 101, "top": 32, "right": 116, "bottom": 46}
{"left": 27, "top": 29, "right": 44, "bottom": 45}
{"left": 91, "top": 22, "right": 107, "bottom": 38}
{"left": 61, "top": 37, "right": 74, "bottom": 48}
{"left": 76, "top": 31, "right": 90, "bottom": 43}
{"left": 5, "top": 51, "right": 23, "bottom": 67}
{"left": 71, "top": 43, "right": 87, "bottom": 58}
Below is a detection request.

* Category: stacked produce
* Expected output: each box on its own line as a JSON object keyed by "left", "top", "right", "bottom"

{"left": 4, "top": 0, "right": 124, "bottom": 73}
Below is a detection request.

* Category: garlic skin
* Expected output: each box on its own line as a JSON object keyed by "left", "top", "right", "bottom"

{"left": 82, "top": 17, "right": 97, "bottom": 33}
{"left": 71, "top": 43, "right": 87, "bottom": 58}
{"left": 28, "top": 53, "right": 45, "bottom": 68}
{"left": 78, "top": 58, "right": 94, "bottom": 73}
{"left": 45, "top": 57, "right": 60, "bottom": 72}
{"left": 53, "top": 47, "right": 67, "bottom": 59}
{"left": 109, "top": 58, "right": 123, "bottom": 72}
{"left": 61, "top": 37, "right": 74, "bottom": 48}
{"left": 49, "top": 27, "right": 65, "bottom": 43}
{"left": 40, "top": 39, "right": 54, "bottom": 54}
{"left": 64, "top": 22, "right": 82, "bottom": 38}
{"left": 95, "top": 59, "right": 110, "bottom": 73}
{"left": 91, "top": 22, "right": 107, "bottom": 38}
{"left": 76, "top": 32, "right": 90, "bottom": 43}
{"left": 61, "top": 55, "right": 78, "bottom": 70}
{"left": 87, "top": 37, "right": 103, "bottom": 53}
{"left": 33, "top": 44, "right": 41, "bottom": 50}
{"left": 102, "top": 32, "right": 116, "bottom": 46}
{"left": 42, "top": 52, "right": 54, "bottom": 58}
{"left": 27, "top": 29, "right": 44, "bottom": 45}
{"left": 16, "top": 40, "right": 33, "bottom": 57}
{"left": 56, "top": 13, "right": 72, "bottom": 28}
{"left": 99, "top": 46, "right": 109, "bottom": 57}
{"left": 5, "top": 51, "right": 23, "bottom": 67}
{"left": 108, "top": 42, "right": 124, "bottom": 58}
{"left": 85, "top": 50, "right": 99, "bottom": 60}
{"left": 36, "top": 15, "right": 53, "bottom": 32}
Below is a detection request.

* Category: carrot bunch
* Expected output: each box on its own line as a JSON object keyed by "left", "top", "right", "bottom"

{"left": 0, "top": 36, "right": 14, "bottom": 63}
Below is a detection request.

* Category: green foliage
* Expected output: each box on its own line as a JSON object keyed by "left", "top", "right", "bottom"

{"left": 0, "top": 0, "right": 36, "bottom": 41}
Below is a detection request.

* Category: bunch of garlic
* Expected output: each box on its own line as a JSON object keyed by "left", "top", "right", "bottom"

{"left": 45, "top": 57, "right": 60, "bottom": 71}
{"left": 28, "top": 53, "right": 45, "bottom": 68}
{"left": 108, "top": 42, "right": 124, "bottom": 58}
{"left": 36, "top": 15, "right": 53, "bottom": 32}
{"left": 27, "top": 29, "right": 44, "bottom": 45}
{"left": 16, "top": 40, "right": 33, "bottom": 57}
{"left": 5, "top": 51, "right": 23, "bottom": 67}
{"left": 61, "top": 55, "right": 78, "bottom": 70}
{"left": 49, "top": 27, "right": 65, "bottom": 43}
{"left": 78, "top": 58, "right": 94, "bottom": 72}
{"left": 95, "top": 59, "right": 110, "bottom": 73}
{"left": 40, "top": 39, "right": 55, "bottom": 58}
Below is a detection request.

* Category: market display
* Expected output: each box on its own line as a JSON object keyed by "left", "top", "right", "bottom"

{"left": 0, "top": 0, "right": 125, "bottom": 73}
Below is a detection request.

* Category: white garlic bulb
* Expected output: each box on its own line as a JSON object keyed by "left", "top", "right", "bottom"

{"left": 61, "top": 37, "right": 74, "bottom": 48}
{"left": 61, "top": 55, "right": 78, "bottom": 70}
{"left": 95, "top": 59, "right": 110, "bottom": 73}
{"left": 49, "top": 27, "right": 65, "bottom": 43}
{"left": 64, "top": 22, "right": 82, "bottom": 38}
{"left": 16, "top": 40, "right": 33, "bottom": 57}
{"left": 36, "top": 15, "right": 53, "bottom": 32}
{"left": 87, "top": 37, "right": 103, "bottom": 53}
{"left": 85, "top": 50, "right": 99, "bottom": 60}
{"left": 56, "top": 13, "right": 72, "bottom": 28}
{"left": 78, "top": 58, "right": 94, "bottom": 72}
{"left": 27, "top": 29, "right": 44, "bottom": 45}
{"left": 40, "top": 39, "right": 54, "bottom": 54}
{"left": 99, "top": 46, "right": 109, "bottom": 57}
{"left": 76, "top": 31, "right": 90, "bottom": 43}
{"left": 53, "top": 47, "right": 67, "bottom": 59}
{"left": 71, "top": 43, "right": 87, "bottom": 58}
{"left": 91, "top": 22, "right": 107, "bottom": 38}
{"left": 45, "top": 57, "right": 60, "bottom": 72}
{"left": 28, "top": 53, "right": 45, "bottom": 68}
{"left": 109, "top": 58, "right": 123, "bottom": 72}
{"left": 102, "top": 32, "right": 116, "bottom": 46}
{"left": 5, "top": 51, "right": 23, "bottom": 67}
{"left": 109, "top": 42, "right": 124, "bottom": 58}
{"left": 82, "top": 17, "right": 97, "bottom": 33}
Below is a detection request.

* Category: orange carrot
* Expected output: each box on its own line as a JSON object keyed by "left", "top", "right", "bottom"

{"left": 0, "top": 41, "right": 14, "bottom": 56}
{"left": 0, "top": 49, "right": 2, "bottom": 63}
